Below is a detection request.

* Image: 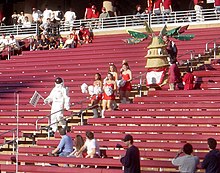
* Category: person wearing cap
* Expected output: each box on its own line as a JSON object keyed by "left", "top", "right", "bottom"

{"left": 120, "top": 134, "right": 140, "bottom": 173}
{"left": 172, "top": 143, "right": 199, "bottom": 173}
{"left": 44, "top": 77, "right": 70, "bottom": 135}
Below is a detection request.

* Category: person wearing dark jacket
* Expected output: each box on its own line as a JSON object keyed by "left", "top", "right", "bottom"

{"left": 120, "top": 134, "right": 140, "bottom": 173}
{"left": 202, "top": 138, "right": 220, "bottom": 173}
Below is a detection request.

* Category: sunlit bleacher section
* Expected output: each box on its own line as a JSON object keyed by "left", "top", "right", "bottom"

{"left": 1, "top": 8, "right": 220, "bottom": 172}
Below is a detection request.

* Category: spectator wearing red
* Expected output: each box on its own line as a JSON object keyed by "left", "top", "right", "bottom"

{"left": 182, "top": 68, "right": 194, "bottom": 90}
{"left": 163, "top": 0, "right": 172, "bottom": 14}
{"left": 78, "top": 24, "right": 92, "bottom": 44}
{"left": 84, "top": 3, "right": 93, "bottom": 19}
{"left": 153, "top": 0, "right": 163, "bottom": 15}
{"left": 215, "top": 0, "right": 220, "bottom": 13}
{"left": 91, "top": 5, "right": 99, "bottom": 19}
{"left": 168, "top": 59, "right": 181, "bottom": 90}
{"left": 119, "top": 62, "right": 132, "bottom": 103}
{"left": 147, "top": 0, "right": 153, "bottom": 13}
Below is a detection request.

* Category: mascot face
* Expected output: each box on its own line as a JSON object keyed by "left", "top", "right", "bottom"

{"left": 55, "top": 77, "right": 64, "bottom": 88}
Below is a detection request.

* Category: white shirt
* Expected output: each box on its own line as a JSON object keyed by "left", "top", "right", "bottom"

{"left": 8, "top": 38, "right": 19, "bottom": 47}
{"left": 0, "top": 38, "right": 9, "bottom": 45}
{"left": 32, "top": 10, "right": 42, "bottom": 22}
{"left": 22, "top": 21, "right": 31, "bottom": 28}
{"left": 17, "top": 15, "right": 25, "bottom": 24}
{"left": 43, "top": 9, "right": 52, "bottom": 22}
{"left": 64, "top": 11, "right": 76, "bottom": 23}
{"left": 172, "top": 155, "right": 199, "bottom": 173}
{"left": 85, "top": 138, "right": 100, "bottom": 156}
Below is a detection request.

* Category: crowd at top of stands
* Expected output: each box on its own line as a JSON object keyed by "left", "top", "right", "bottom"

{"left": 0, "top": 0, "right": 219, "bottom": 27}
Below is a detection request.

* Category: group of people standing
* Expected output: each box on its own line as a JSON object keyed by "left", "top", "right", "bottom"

{"left": 88, "top": 60, "right": 132, "bottom": 118}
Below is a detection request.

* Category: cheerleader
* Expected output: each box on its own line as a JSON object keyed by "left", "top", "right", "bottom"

{"left": 109, "top": 63, "right": 118, "bottom": 81}
{"left": 90, "top": 73, "right": 103, "bottom": 118}
{"left": 119, "top": 62, "right": 132, "bottom": 103}
{"left": 102, "top": 73, "right": 117, "bottom": 117}
{"left": 108, "top": 63, "right": 118, "bottom": 110}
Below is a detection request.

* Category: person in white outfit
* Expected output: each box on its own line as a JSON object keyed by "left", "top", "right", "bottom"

{"left": 44, "top": 77, "right": 70, "bottom": 134}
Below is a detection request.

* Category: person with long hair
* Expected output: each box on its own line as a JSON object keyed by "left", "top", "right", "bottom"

{"left": 68, "top": 135, "right": 85, "bottom": 158}
{"left": 119, "top": 62, "right": 132, "bottom": 103}
{"left": 102, "top": 73, "right": 117, "bottom": 117}
{"left": 108, "top": 63, "right": 118, "bottom": 81}
{"left": 76, "top": 131, "right": 100, "bottom": 158}
{"left": 107, "top": 63, "right": 118, "bottom": 110}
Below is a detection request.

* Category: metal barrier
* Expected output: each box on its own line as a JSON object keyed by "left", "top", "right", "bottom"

{"left": 0, "top": 128, "right": 17, "bottom": 154}
{"left": 205, "top": 37, "right": 220, "bottom": 59}
{"left": 35, "top": 97, "right": 89, "bottom": 138}
{"left": 0, "top": 8, "right": 219, "bottom": 37}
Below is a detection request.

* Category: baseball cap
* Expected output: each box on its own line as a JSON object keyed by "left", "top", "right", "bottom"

{"left": 122, "top": 134, "right": 133, "bottom": 142}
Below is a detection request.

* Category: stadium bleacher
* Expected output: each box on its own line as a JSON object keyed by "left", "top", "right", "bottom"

{"left": 0, "top": 13, "right": 220, "bottom": 172}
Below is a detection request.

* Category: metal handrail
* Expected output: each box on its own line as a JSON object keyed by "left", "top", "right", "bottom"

{"left": 38, "top": 103, "right": 99, "bottom": 138}
{"left": 35, "top": 97, "right": 89, "bottom": 132}
{"left": 205, "top": 37, "right": 220, "bottom": 59}
{"left": 131, "top": 72, "right": 147, "bottom": 97}
{"left": 0, "top": 128, "right": 17, "bottom": 154}
{"left": 178, "top": 50, "right": 195, "bottom": 60}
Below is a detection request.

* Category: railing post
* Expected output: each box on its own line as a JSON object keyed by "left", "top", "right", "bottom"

{"left": 124, "top": 16, "right": 126, "bottom": 28}
{"left": 205, "top": 42, "right": 209, "bottom": 52}
{"left": 214, "top": 41, "right": 216, "bottom": 59}
{"left": 16, "top": 25, "right": 19, "bottom": 36}
{"left": 139, "top": 72, "right": 142, "bottom": 97}
{"left": 174, "top": 12, "right": 177, "bottom": 23}
{"left": 148, "top": 13, "right": 151, "bottom": 27}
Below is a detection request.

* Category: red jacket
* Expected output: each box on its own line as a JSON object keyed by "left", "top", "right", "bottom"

{"left": 183, "top": 72, "right": 194, "bottom": 90}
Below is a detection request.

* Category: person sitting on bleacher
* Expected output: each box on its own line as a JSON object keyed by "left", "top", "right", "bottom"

{"left": 76, "top": 131, "right": 100, "bottom": 158}
{"left": 48, "top": 36, "right": 57, "bottom": 50}
{"left": 78, "top": 24, "right": 92, "bottom": 44}
{"left": 38, "top": 34, "right": 49, "bottom": 50}
{"left": 50, "top": 128, "right": 73, "bottom": 157}
{"left": 31, "top": 35, "right": 41, "bottom": 51}
{"left": 68, "top": 134, "right": 85, "bottom": 158}
{"left": 0, "top": 33, "right": 8, "bottom": 52}
{"left": 8, "top": 34, "right": 21, "bottom": 55}
{"left": 182, "top": 68, "right": 194, "bottom": 90}
{"left": 63, "top": 34, "right": 75, "bottom": 49}
{"left": 172, "top": 143, "right": 199, "bottom": 173}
